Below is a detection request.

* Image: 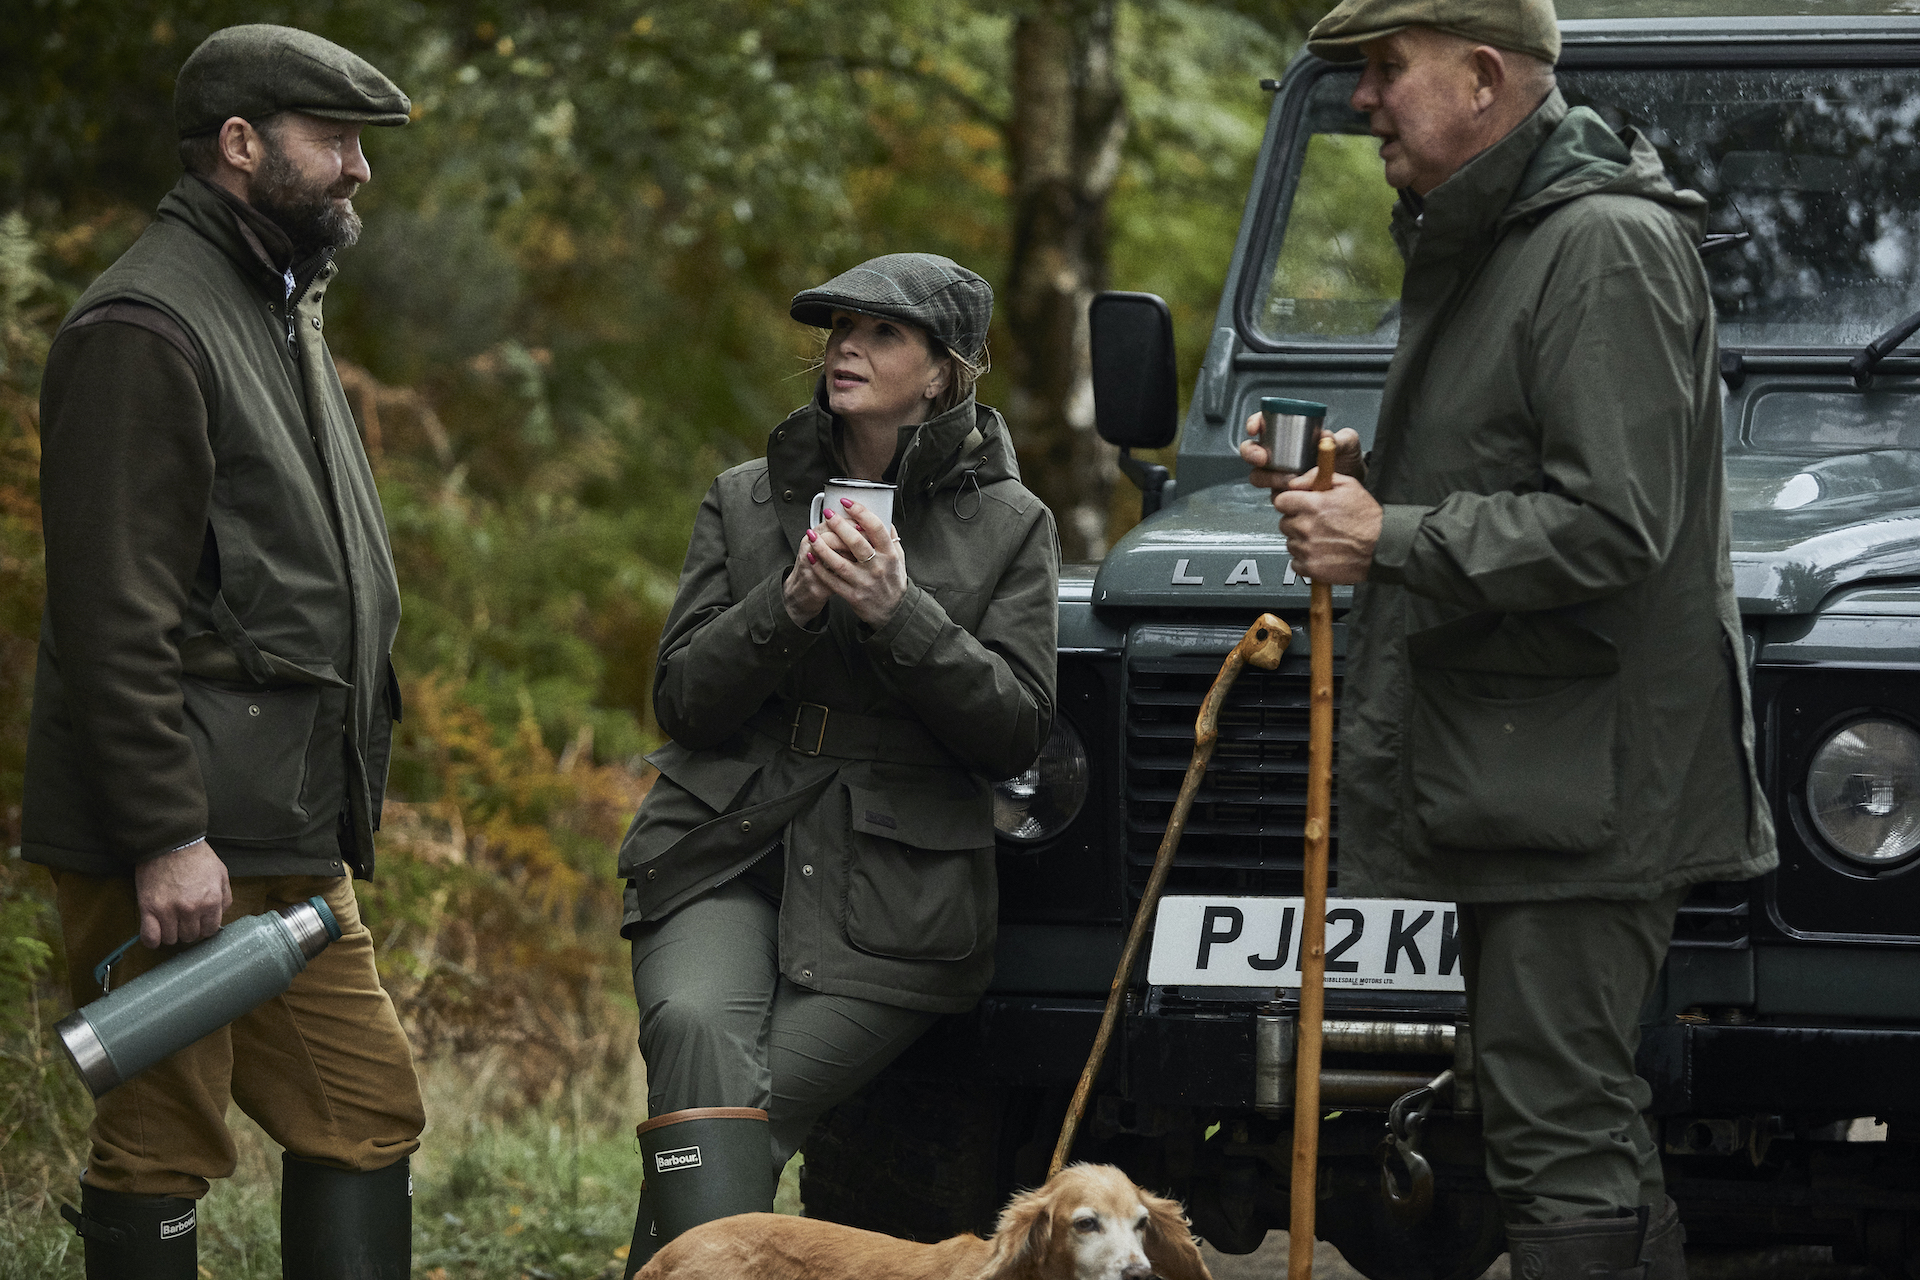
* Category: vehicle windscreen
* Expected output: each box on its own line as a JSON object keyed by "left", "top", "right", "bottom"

{"left": 1251, "top": 65, "right": 1920, "bottom": 350}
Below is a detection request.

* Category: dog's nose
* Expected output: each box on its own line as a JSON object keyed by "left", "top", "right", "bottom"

{"left": 1120, "top": 1263, "right": 1153, "bottom": 1280}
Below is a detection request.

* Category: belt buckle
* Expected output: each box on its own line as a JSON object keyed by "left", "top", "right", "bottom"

{"left": 791, "top": 702, "right": 830, "bottom": 757}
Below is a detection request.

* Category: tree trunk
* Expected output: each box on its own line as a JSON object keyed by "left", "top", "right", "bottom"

{"left": 1004, "top": 0, "right": 1127, "bottom": 563}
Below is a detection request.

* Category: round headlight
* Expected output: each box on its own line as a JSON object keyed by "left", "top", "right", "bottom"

{"left": 1806, "top": 717, "right": 1920, "bottom": 866}
{"left": 993, "top": 717, "right": 1090, "bottom": 844}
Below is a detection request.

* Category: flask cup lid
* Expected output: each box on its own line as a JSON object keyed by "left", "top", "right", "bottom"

{"left": 307, "top": 896, "right": 342, "bottom": 942}
{"left": 1261, "top": 396, "right": 1327, "bottom": 418}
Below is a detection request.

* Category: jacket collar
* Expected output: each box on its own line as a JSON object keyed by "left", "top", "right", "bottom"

{"left": 765, "top": 386, "right": 1020, "bottom": 553}
{"left": 158, "top": 174, "right": 335, "bottom": 304}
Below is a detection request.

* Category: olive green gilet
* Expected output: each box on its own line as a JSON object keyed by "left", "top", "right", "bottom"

{"left": 59, "top": 176, "right": 401, "bottom": 875}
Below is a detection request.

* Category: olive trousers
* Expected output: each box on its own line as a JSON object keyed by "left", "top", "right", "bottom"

{"left": 629, "top": 877, "right": 938, "bottom": 1177}
{"left": 53, "top": 871, "right": 424, "bottom": 1198}
{"left": 1458, "top": 889, "right": 1686, "bottom": 1224}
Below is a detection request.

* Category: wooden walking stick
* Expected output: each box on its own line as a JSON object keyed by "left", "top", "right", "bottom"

{"left": 1288, "top": 434, "right": 1339, "bottom": 1279}
{"left": 1050, "top": 613, "right": 1292, "bottom": 1177}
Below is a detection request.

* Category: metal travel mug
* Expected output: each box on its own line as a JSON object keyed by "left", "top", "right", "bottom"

{"left": 1260, "top": 397, "right": 1329, "bottom": 475}
{"left": 56, "top": 897, "right": 342, "bottom": 1098}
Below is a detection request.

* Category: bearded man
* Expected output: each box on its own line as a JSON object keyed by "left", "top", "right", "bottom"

{"left": 24, "top": 25, "right": 420, "bottom": 1279}
{"left": 1242, "top": 0, "right": 1776, "bottom": 1276}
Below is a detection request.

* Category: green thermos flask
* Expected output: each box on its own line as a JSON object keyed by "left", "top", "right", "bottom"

{"left": 55, "top": 897, "right": 342, "bottom": 1097}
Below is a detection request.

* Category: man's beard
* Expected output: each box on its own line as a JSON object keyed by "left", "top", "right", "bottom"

{"left": 248, "top": 142, "right": 362, "bottom": 261}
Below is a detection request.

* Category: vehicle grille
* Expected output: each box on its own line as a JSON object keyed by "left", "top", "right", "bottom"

{"left": 1124, "top": 650, "right": 1342, "bottom": 901}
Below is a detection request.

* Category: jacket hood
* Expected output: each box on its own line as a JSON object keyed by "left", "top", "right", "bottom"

{"left": 1504, "top": 96, "right": 1708, "bottom": 235}
{"left": 784, "top": 383, "right": 1021, "bottom": 498}
{"left": 1392, "top": 88, "right": 1707, "bottom": 259}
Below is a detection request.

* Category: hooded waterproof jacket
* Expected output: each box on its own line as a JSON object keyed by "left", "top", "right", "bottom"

{"left": 618, "top": 390, "right": 1059, "bottom": 1012}
{"left": 1339, "top": 89, "right": 1779, "bottom": 903}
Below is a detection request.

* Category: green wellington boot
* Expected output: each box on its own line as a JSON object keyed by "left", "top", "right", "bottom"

{"left": 280, "top": 1154, "right": 412, "bottom": 1280}
{"left": 620, "top": 1181, "right": 660, "bottom": 1280}
{"left": 60, "top": 1183, "right": 199, "bottom": 1280}
{"left": 1642, "top": 1197, "right": 1688, "bottom": 1279}
{"left": 623, "top": 1106, "right": 776, "bottom": 1274}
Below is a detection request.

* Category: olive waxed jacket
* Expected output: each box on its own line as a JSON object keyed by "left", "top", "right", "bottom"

{"left": 1339, "top": 90, "right": 1778, "bottom": 902}
{"left": 619, "top": 390, "right": 1059, "bottom": 1012}
{"left": 23, "top": 175, "right": 401, "bottom": 879}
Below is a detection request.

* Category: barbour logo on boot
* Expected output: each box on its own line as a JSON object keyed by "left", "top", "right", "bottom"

{"left": 159, "top": 1208, "right": 195, "bottom": 1240}
{"left": 655, "top": 1145, "right": 702, "bottom": 1173}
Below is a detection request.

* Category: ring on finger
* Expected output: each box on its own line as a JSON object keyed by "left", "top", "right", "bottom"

{"left": 859, "top": 550, "right": 877, "bottom": 563}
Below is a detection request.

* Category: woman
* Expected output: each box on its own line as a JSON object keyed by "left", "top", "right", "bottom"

{"left": 616, "top": 253, "right": 1059, "bottom": 1272}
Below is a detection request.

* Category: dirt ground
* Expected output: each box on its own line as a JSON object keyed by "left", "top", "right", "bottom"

{"left": 1199, "top": 1233, "right": 1883, "bottom": 1278}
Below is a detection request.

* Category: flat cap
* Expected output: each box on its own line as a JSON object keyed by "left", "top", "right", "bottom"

{"left": 1307, "top": 0, "right": 1560, "bottom": 65}
{"left": 791, "top": 253, "right": 992, "bottom": 362}
{"left": 175, "top": 24, "right": 410, "bottom": 138}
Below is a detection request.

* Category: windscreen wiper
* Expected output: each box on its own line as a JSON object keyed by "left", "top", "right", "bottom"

{"left": 1850, "top": 308, "right": 1920, "bottom": 388}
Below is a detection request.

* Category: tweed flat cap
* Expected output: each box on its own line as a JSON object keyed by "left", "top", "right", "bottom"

{"left": 1307, "top": 0, "right": 1560, "bottom": 65}
{"left": 175, "top": 24, "right": 410, "bottom": 138}
{"left": 791, "top": 254, "right": 993, "bottom": 361}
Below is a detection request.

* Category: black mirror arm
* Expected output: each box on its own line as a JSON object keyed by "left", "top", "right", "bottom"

{"left": 1118, "top": 447, "right": 1170, "bottom": 517}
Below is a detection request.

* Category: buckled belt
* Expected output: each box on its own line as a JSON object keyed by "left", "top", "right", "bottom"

{"left": 790, "top": 701, "right": 831, "bottom": 756}
{"left": 750, "top": 701, "right": 958, "bottom": 768}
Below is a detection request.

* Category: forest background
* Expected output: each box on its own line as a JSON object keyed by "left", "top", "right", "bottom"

{"left": 0, "top": 0, "right": 1323, "bottom": 1275}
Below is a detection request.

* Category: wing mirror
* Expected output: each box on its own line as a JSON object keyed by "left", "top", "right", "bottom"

{"left": 1090, "top": 291, "right": 1178, "bottom": 516}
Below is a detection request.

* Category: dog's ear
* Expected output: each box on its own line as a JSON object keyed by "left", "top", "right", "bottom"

{"left": 1139, "top": 1188, "right": 1212, "bottom": 1280}
{"left": 984, "top": 1186, "right": 1053, "bottom": 1279}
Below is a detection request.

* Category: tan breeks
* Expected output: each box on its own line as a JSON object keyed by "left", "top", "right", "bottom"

{"left": 53, "top": 871, "right": 424, "bottom": 1199}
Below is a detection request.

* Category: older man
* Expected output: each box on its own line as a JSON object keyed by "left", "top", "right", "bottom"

{"left": 25, "top": 25, "right": 420, "bottom": 1279}
{"left": 1242, "top": 0, "right": 1777, "bottom": 1275}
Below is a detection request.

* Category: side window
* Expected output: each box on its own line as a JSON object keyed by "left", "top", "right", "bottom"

{"left": 1251, "top": 71, "right": 1404, "bottom": 346}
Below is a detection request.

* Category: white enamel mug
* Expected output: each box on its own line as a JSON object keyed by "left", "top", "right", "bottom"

{"left": 809, "top": 477, "right": 897, "bottom": 529}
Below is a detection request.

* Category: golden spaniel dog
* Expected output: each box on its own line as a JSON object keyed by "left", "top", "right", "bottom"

{"left": 636, "top": 1162, "right": 1213, "bottom": 1280}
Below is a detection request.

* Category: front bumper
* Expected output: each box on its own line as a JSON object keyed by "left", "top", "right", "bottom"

{"left": 908, "top": 995, "right": 1920, "bottom": 1124}
{"left": 1642, "top": 1021, "right": 1920, "bottom": 1119}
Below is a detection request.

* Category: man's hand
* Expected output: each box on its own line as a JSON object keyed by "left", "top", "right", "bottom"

{"left": 1240, "top": 418, "right": 1366, "bottom": 492}
{"left": 1273, "top": 472, "right": 1384, "bottom": 585}
{"left": 134, "top": 839, "right": 230, "bottom": 947}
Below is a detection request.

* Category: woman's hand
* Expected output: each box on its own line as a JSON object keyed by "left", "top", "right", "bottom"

{"left": 784, "top": 537, "right": 835, "bottom": 629}
{"left": 809, "top": 498, "right": 907, "bottom": 628}
{"left": 1239, "top": 415, "right": 1366, "bottom": 492}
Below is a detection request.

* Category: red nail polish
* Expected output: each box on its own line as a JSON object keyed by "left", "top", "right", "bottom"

{"left": 806, "top": 529, "right": 817, "bottom": 542}
{"left": 807, "top": 552, "right": 817, "bottom": 564}
{"left": 823, "top": 509, "right": 834, "bottom": 520}
{"left": 840, "top": 498, "right": 854, "bottom": 508}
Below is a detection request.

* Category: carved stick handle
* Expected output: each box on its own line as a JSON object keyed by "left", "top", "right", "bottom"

{"left": 1050, "top": 614, "right": 1291, "bottom": 1177}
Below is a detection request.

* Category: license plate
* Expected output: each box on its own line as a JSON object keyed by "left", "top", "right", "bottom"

{"left": 1146, "top": 896, "right": 1465, "bottom": 992}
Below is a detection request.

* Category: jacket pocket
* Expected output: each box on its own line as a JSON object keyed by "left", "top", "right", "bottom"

{"left": 1407, "top": 611, "right": 1620, "bottom": 855}
{"left": 842, "top": 779, "right": 994, "bottom": 962}
{"left": 182, "top": 678, "right": 324, "bottom": 843}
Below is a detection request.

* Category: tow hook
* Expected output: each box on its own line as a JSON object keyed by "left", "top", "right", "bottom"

{"left": 1378, "top": 1068, "right": 1453, "bottom": 1224}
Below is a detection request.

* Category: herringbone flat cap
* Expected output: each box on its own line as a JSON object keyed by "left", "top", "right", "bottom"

{"left": 176, "top": 24, "right": 410, "bottom": 137}
{"left": 1307, "top": 0, "right": 1560, "bottom": 64}
{"left": 791, "top": 254, "right": 993, "bottom": 361}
